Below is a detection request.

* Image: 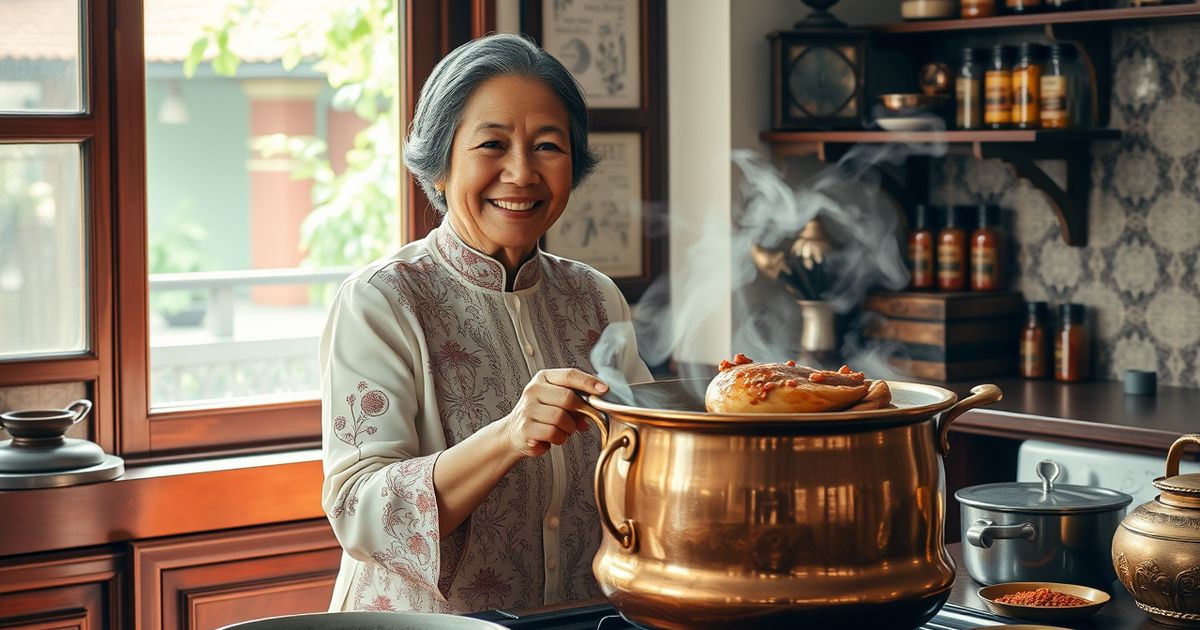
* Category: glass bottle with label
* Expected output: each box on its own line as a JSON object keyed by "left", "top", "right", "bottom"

{"left": 909, "top": 204, "right": 936, "bottom": 290}
{"left": 971, "top": 204, "right": 1004, "bottom": 291}
{"left": 985, "top": 46, "right": 1013, "bottom": 129}
{"left": 1013, "top": 43, "right": 1043, "bottom": 129}
{"left": 962, "top": 0, "right": 998, "bottom": 17}
{"left": 1054, "top": 303, "right": 1089, "bottom": 382}
{"left": 957, "top": 48, "right": 983, "bottom": 130}
{"left": 1020, "top": 301, "right": 1049, "bottom": 379}
{"left": 1006, "top": 0, "right": 1043, "bottom": 13}
{"left": 937, "top": 206, "right": 967, "bottom": 292}
{"left": 1040, "top": 43, "right": 1071, "bottom": 128}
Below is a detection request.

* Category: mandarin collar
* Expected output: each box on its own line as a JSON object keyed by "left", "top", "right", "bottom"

{"left": 431, "top": 222, "right": 544, "bottom": 292}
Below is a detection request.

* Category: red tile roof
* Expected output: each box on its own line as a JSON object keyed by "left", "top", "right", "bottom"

{"left": 1, "top": 0, "right": 330, "bottom": 63}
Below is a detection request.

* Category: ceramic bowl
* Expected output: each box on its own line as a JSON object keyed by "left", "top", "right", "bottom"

{"left": 977, "top": 582, "right": 1109, "bottom": 623}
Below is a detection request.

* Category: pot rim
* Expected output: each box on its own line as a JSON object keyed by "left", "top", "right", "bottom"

{"left": 586, "top": 378, "right": 958, "bottom": 431}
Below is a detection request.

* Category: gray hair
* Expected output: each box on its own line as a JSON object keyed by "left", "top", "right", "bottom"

{"left": 404, "top": 33, "right": 598, "bottom": 214}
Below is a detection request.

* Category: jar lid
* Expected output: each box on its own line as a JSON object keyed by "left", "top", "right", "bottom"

{"left": 955, "top": 460, "right": 1133, "bottom": 514}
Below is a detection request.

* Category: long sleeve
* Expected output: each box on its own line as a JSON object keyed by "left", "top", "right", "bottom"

{"left": 319, "top": 274, "right": 446, "bottom": 599}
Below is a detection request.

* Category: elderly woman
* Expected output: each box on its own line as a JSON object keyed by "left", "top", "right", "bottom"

{"left": 319, "top": 33, "right": 651, "bottom": 614}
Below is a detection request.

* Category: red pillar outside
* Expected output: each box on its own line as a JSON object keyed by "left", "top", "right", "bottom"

{"left": 243, "top": 79, "right": 323, "bottom": 306}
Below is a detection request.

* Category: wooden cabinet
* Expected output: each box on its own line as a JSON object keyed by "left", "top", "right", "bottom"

{"left": 131, "top": 520, "right": 341, "bottom": 630}
{"left": 0, "top": 549, "right": 121, "bottom": 629}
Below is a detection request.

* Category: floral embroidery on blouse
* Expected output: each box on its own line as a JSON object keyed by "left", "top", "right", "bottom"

{"left": 333, "top": 380, "right": 390, "bottom": 454}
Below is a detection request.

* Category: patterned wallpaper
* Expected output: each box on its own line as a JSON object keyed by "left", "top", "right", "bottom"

{"left": 931, "top": 22, "right": 1200, "bottom": 388}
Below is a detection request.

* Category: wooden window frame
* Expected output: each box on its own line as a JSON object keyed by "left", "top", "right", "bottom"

{"left": 109, "top": 0, "right": 494, "bottom": 461}
{"left": 0, "top": 0, "right": 117, "bottom": 455}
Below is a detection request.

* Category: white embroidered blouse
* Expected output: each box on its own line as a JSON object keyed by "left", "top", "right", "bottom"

{"left": 319, "top": 222, "right": 652, "bottom": 614}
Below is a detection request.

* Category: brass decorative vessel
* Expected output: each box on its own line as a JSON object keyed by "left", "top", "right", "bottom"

{"left": 579, "top": 379, "right": 1003, "bottom": 630}
{"left": 1112, "top": 434, "right": 1200, "bottom": 628}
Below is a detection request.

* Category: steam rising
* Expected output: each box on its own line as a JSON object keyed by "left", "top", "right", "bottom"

{"left": 589, "top": 137, "right": 948, "bottom": 405}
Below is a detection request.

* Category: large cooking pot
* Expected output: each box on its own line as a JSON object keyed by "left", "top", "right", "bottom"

{"left": 577, "top": 378, "right": 1002, "bottom": 630}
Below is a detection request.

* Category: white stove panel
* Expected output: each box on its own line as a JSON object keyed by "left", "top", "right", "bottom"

{"left": 1017, "top": 439, "right": 1200, "bottom": 508}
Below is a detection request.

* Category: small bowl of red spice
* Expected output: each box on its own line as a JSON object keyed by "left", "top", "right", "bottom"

{"left": 977, "top": 582, "right": 1110, "bottom": 623}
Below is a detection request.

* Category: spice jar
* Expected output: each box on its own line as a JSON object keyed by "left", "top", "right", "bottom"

{"left": 971, "top": 204, "right": 1004, "bottom": 291}
{"left": 1040, "top": 43, "right": 1071, "bottom": 128}
{"left": 985, "top": 46, "right": 1014, "bottom": 129}
{"left": 1054, "top": 303, "right": 1089, "bottom": 382}
{"left": 957, "top": 48, "right": 984, "bottom": 130}
{"left": 962, "top": 0, "right": 998, "bottom": 18}
{"left": 1020, "top": 301, "right": 1049, "bottom": 378}
{"left": 937, "top": 206, "right": 968, "bottom": 292}
{"left": 1013, "top": 43, "right": 1043, "bottom": 129}
{"left": 909, "top": 204, "right": 936, "bottom": 290}
{"left": 1006, "top": 0, "right": 1043, "bottom": 13}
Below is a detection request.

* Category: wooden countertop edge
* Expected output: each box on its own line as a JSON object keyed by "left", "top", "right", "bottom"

{"left": 952, "top": 407, "right": 1183, "bottom": 453}
{"left": 0, "top": 449, "right": 326, "bottom": 558}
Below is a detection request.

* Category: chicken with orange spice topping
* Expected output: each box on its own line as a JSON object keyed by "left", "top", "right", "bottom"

{"left": 705, "top": 355, "right": 892, "bottom": 413}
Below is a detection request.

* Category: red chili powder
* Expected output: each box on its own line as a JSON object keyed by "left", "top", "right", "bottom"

{"left": 994, "top": 588, "right": 1090, "bottom": 607}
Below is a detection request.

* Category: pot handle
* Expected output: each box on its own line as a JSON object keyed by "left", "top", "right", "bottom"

{"left": 575, "top": 400, "right": 639, "bottom": 553}
{"left": 67, "top": 399, "right": 93, "bottom": 426}
{"left": 966, "top": 519, "right": 1036, "bottom": 548}
{"left": 1165, "top": 434, "right": 1200, "bottom": 477}
{"left": 936, "top": 384, "right": 1003, "bottom": 457}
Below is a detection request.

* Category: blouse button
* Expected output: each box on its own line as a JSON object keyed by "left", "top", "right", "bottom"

{"left": 547, "top": 515, "right": 560, "bottom": 529}
{"left": 524, "top": 343, "right": 535, "bottom": 356}
{"left": 547, "top": 557, "right": 559, "bottom": 571}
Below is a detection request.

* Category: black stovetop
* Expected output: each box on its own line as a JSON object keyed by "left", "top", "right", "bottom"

{"left": 467, "top": 602, "right": 1010, "bottom": 629}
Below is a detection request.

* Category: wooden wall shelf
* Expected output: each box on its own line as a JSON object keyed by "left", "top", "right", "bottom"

{"left": 760, "top": 129, "right": 1120, "bottom": 246}
{"left": 871, "top": 3, "right": 1200, "bottom": 34}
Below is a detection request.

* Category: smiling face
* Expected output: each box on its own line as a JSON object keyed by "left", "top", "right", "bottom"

{"left": 441, "top": 74, "right": 574, "bottom": 275}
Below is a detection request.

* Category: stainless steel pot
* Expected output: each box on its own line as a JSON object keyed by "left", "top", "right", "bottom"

{"left": 578, "top": 378, "right": 1003, "bottom": 630}
{"left": 956, "top": 460, "right": 1132, "bottom": 587}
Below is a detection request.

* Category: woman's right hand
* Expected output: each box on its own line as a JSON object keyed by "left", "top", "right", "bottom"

{"left": 500, "top": 368, "right": 609, "bottom": 458}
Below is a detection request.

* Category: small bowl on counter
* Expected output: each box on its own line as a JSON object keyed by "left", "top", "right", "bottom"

{"left": 978, "top": 581, "right": 1110, "bottom": 623}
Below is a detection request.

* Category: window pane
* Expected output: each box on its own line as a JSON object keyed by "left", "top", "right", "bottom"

{"left": 0, "top": 0, "right": 84, "bottom": 113}
{"left": 0, "top": 144, "right": 87, "bottom": 359}
{"left": 145, "top": 0, "right": 401, "bottom": 408}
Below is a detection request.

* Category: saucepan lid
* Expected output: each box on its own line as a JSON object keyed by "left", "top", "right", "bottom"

{"left": 217, "top": 611, "right": 505, "bottom": 630}
{"left": 956, "top": 460, "right": 1133, "bottom": 514}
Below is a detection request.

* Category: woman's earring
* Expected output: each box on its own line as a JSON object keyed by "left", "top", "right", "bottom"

{"left": 435, "top": 181, "right": 445, "bottom": 194}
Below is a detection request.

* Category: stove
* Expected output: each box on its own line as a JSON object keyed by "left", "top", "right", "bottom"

{"left": 467, "top": 602, "right": 1010, "bottom": 629}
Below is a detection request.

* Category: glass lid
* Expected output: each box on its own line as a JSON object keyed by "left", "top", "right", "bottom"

{"left": 955, "top": 460, "right": 1133, "bottom": 514}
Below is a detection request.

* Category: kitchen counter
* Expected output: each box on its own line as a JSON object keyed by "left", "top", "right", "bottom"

{"left": 477, "top": 544, "right": 1159, "bottom": 629}
{"left": 932, "top": 377, "right": 1198, "bottom": 455}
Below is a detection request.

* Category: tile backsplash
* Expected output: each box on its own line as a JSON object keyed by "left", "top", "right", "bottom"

{"left": 932, "top": 22, "right": 1200, "bottom": 388}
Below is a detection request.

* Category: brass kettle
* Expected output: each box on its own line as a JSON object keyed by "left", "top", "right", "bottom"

{"left": 1112, "top": 434, "right": 1200, "bottom": 627}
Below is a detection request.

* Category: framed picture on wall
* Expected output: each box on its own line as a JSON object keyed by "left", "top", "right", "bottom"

{"left": 539, "top": 0, "right": 640, "bottom": 109}
{"left": 522, "top": 0, "right": 665, "bottom": 302}
{"left": 545, "top": 132, "right": 644, "bottom": 278}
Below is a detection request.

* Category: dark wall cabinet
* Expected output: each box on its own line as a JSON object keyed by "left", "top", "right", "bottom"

{"left": 0, "top": 520, "right": 340, "bottom": 630}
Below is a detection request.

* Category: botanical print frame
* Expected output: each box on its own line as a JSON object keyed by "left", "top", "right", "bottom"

{"left": 545, "top": 132, "right": 644, "bottom": 278}
{"left": 539, "top": 0, "right": 640, "bottom": 109}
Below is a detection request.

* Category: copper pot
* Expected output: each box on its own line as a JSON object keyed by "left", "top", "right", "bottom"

{"left": 1112, "top": 434, "right": 1200, "bottom": 628}
{"left": 578, "top": 379, "right": 1003, "bottom": 630}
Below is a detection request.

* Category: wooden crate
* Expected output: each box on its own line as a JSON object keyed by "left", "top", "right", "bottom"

{"left": 864, "top": 291, "right": 1023, "bottom": 381}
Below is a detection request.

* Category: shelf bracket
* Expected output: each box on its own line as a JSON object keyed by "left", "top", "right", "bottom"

{"left": 978, "top": 143, "right": 1089, "bottom": 247}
